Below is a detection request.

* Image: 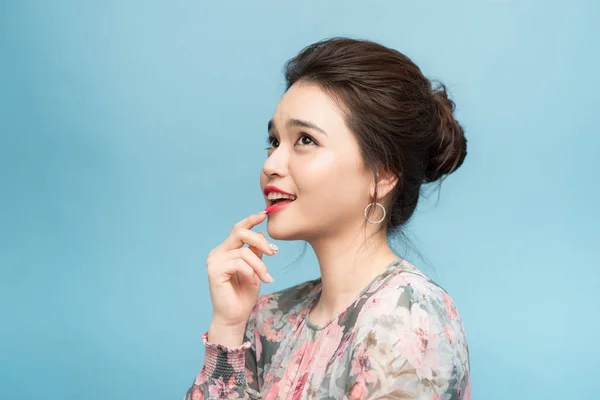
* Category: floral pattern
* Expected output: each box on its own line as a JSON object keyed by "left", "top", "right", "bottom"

{"left": 184, "top": 258, "right": 470, "bottom": 399}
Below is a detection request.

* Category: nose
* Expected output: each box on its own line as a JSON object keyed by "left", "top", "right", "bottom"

{"left": 262, "top": 147, "right": 288, "bottom": 178}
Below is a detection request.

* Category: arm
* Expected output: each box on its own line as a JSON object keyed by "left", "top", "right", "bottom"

{"left": 343, "top": 286, "right": 471, "bottom": 399}
{"left": 183, "top": 306, "right": 262, "bottom": 400}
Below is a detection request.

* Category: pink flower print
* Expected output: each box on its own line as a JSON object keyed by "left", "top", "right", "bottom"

{"left": 335, "top": 333, "right": 352, "bottom": 362}
{"left": 348, "top": 381, "right": 367, "bottom": 400}
{"left": 194, "top": 369, "right": 207, "bottom": 386}
{"left": 263, "top": 371, "right": 274, "bottom": 387}
{"left": 288, "top": 312, "right": 301, "bottom": 326}
{"left": 414, "top": 327, "right": 427, "bottom": 353}
{"left": 228, "top": 376, "right": 238, "bottom": 388}
{"left": 443, "top": 325, "right": 455, "bottom": 343}
{"left": 350, "top": 346, "right": 378, "bottom": 384}
{"left": 444, "top": 292, "right": 457, "bottom": 320}
{"left": 279, "top": 341, "right": 314, "bottom": 397}
{"left": 405, "top": 302, "right": 431, "bottom": 360}
{"left": 298, "top": 305, "right": 311, "bottom": 319}
{"left": 255, "top": 332, "right": 263, "bottom": 362}
{"left": 280, "top": 375, "right": 295, "bottom": 397}
{"left": 245, "top": 367, "right": 254, "bottom": 385}
{"left": 421, "top": 347, "right": 441, "bottom": 380}
{"left": 264, "top": 381, "right": 281, "bottom": 400}
{"left": 291, "top": 372, "right": 309, "bottom": 400}
{"left": 366, "top": 280, "right": 383, "bottom": 294}
{"left": 190, "top": 387, "right": 204, "bottom": 400}
{"left": 416, "top": 327, "right": 445, "bottom": 381}
{"left": 463, "top": 375, "right": 472, "bottom": 400}
{"left": 313, "top": 321, "right": 345, "bottom": 370}
{"left": 394, "top": 305, "right": 429, "bottom": 371}
{"left": 361, "top": 296, "right": 381, "bottom": 315}
{"left": 256, "top": 294, "right": 274, "bottom": 309}
{"left": 208, "top": 376, "right": 239, "bottom": 398}
{"left": 285, "top": 340, "right": 313, "bottom": 379}
{"left": 264, "top": 316, "right": 285, "bottom": 342}
{"left": 411, "top": 304, "right": 430, "bottom": 348}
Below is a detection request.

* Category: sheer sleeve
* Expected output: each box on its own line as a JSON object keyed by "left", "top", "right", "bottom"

{"left": 183, "top": 305, "right": 262, "bottom": 400}
{"left": 342, "top": 285, "right": 471, "bottom": 399}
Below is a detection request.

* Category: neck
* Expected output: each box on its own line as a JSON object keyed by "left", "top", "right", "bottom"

{"left": 307, "top": 222, "right": 398, "bottom": 322}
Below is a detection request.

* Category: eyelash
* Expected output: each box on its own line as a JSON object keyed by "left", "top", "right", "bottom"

{"left": 265, "top": 133, "right": 317, "bottom": 150}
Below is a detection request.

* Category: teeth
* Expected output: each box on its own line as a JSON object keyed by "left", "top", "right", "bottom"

{"left": 267, "top": 192, "right": 297, "bottom": 202}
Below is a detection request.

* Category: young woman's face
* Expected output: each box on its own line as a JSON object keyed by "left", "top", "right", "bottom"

{"left": 259, "top": 82, "right": 376, "bottom": 241}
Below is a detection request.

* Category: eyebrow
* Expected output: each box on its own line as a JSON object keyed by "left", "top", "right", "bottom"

{"left": 268, "top": 118, "right": 328, "bottom": 137}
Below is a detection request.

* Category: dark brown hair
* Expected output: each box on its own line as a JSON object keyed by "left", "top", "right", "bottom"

{"left": 284, "top": 37, "right": 467, "bottom": 239}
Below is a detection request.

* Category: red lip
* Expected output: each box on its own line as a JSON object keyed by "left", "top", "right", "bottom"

{"left": 263, "top": 185, "right": 295, "bottom": 196}
{"left": 263, "top": 185, "right": 296, "bottom": 214}
{"left": 264, "top": 200, "right": 294, "bottom": 214}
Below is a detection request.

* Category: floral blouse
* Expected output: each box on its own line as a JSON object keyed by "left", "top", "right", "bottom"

{"left": 184, "top": 258, "right": 471, "bottom": 399}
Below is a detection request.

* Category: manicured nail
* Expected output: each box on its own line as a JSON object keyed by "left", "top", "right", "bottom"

{"left": 269, "top": 244, "right": 279, "bottom": 252}
{"left": 258, "top": 210, "right": 267, "bottom": 215}
{"left": 265, "top": 273, "right": 274, "bottom": 283}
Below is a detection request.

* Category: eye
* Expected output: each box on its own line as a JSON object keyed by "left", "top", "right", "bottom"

{"left": 265, "top": 133, "right": 317, "bottom": 151}
{"left": 265, "top": 135, "right": 279, "bottom": 150}
{"left": 298, "top": 134, "right": 316, "bottom": 146}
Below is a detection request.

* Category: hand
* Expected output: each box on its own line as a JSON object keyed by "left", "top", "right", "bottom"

{"left": 206, "top": 211, "right": 277, "bottom": 328}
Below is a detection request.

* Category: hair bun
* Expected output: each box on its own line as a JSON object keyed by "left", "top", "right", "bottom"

{"left": 424, "top": 81, "right": 468, "bottom": 183}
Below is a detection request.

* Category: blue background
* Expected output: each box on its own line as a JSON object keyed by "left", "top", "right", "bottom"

{"left": 1, "top": 1, "right": 598, "bottom": 399}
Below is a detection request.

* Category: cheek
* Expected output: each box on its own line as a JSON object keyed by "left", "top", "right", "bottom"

{"left": 299, "top": 154, "right": 336, "bottom": 185}
{"left": 295, "top": 153, "right": 369, "bottom": 209}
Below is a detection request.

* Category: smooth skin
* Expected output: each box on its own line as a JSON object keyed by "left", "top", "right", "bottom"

{"left": 206, "top": 211, "right": 277, "bottom": 347}
{"left": 207, "top": 81, "right": 399, "bottom": 346}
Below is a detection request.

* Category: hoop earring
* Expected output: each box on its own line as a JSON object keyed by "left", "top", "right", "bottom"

{"left": 364, "top": 202, "right": 386, "bottom": 224}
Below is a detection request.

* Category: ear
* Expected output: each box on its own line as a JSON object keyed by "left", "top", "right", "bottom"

{"left": 370, "top": 169, "right": 399, "bottom": 200}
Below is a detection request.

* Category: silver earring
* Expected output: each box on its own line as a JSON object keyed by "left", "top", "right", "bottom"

{"left": 364, "top": 202, "right": 386, "bottom": 224}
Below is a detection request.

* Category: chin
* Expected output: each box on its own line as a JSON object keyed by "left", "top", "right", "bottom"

{"left": 266, "top": 218, "right": 305, "bottom": 241}
{"left": 266, "top": 224, "right": 296, "bottom": 241}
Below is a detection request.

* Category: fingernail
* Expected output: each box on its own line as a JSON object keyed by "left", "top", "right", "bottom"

{"left": 269, "top": 244, "right": 279, "bottom": 252}
{"left": 258, "top": 211, "right": 267, "bottom": 215}
{"left": 265, "top": 273, "right": 274, "bottom": 283}
{"left": 253, "top": 275, "right": 259, "bottom": 286}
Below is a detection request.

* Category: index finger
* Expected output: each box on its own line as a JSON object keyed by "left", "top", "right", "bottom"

{"left": 231, "top": 211, "right": 267, "bottom": 233}
{"left": 215, "top": 211, "right": 268, "bottom": 253}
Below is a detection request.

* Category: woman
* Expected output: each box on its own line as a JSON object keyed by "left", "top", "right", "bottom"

{"left": 184, "top": 37, "right": 471, "bottom": 399}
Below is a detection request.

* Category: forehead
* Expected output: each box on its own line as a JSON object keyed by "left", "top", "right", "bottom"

{"left": 271, "top": 82, "right": 347, "bottom": 133}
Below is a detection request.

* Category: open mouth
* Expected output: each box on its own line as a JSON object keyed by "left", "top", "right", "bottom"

{"left": 269, "top": 198, "right": 295, "bottom": 206}
{"left": 265, "top": 197, "right": 295, "bottom": 214}
{"left": 266, "top": 192, "right": 297, "bottom": 207}
{"left": 265, "top": 192, "right": 297, "bottom": 213}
